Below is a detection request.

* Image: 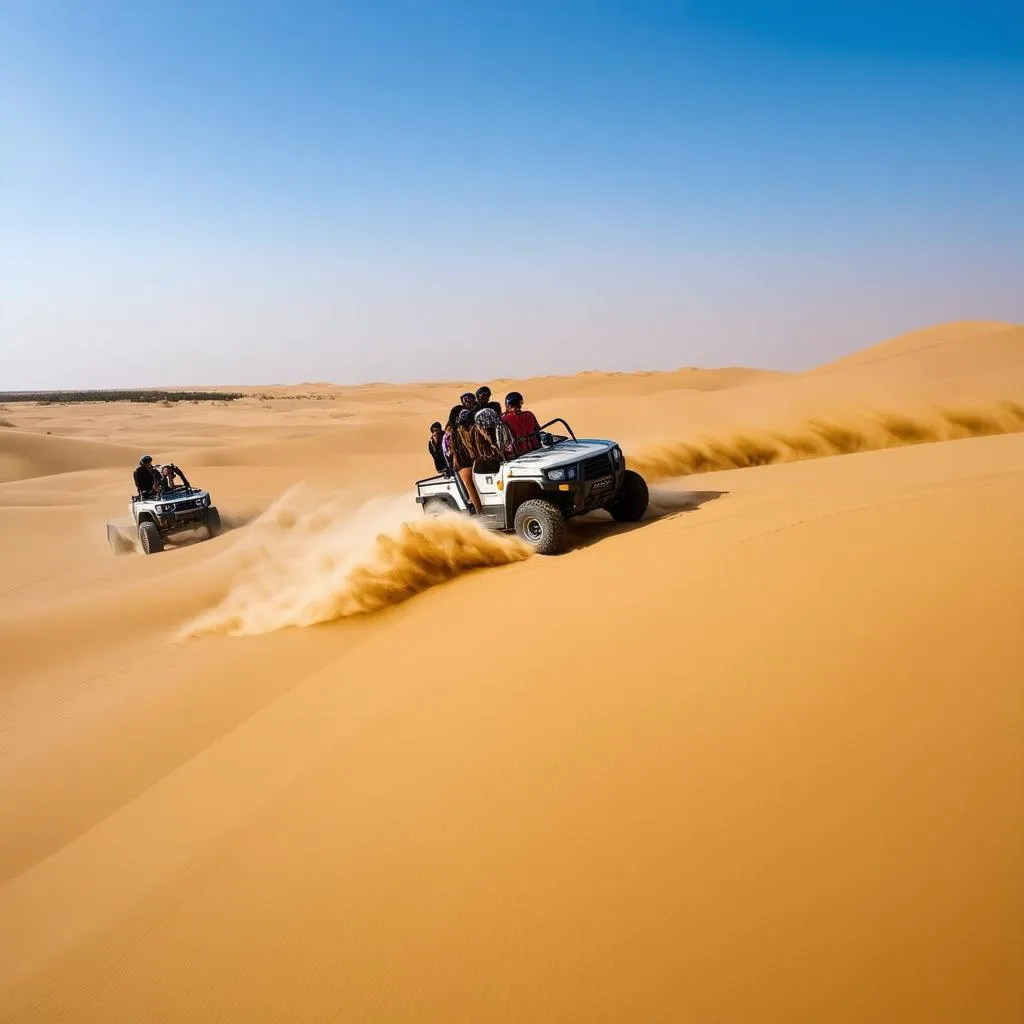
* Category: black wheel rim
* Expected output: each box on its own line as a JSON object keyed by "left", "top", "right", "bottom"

{"left": 524, "top": 517, "right": 543, "bottom": 541}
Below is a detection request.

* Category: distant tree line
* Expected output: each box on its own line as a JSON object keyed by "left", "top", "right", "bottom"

{"left": 0, "top": 390, "right": 245, "bottom": 404}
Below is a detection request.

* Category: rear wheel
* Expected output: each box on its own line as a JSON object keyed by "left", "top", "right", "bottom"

{"left": 206, "top": 506, "right": 222, "bottom": 538}
{"left": 609, "top": 470, "right": 649, "bottom": 522}
{"left": 138, "top": 520, "right": 164, "bottom": 554}
{"left": 514, "top": 498, "right": 565, "bottom": 555}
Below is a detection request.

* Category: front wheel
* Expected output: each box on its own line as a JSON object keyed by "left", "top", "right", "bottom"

{"left": 206, "top": 506, "right": 222, "bottom": 538}
{"left": 138, "top": 521, "right": 164, "bottom": 554}
{"left": 609, "top": 470, "right": 649, "bottom": 522}
{"left": 514, "top": 499, "right": 565, "bottom": 555}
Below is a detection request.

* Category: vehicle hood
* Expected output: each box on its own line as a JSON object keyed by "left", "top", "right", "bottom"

{"left": 506, "top": 439, "right": 615, "bottom": 474}
{"left": 149, "top": 490, "right": 211, "bottom": 508}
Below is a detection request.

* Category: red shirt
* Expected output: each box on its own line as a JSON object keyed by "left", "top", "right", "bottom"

{"left": 502, "top": 409, "right": 540, "bottom": 454}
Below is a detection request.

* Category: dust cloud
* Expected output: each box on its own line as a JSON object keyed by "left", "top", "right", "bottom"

{"left": 107, "top": 525, "right": 139, "bottom": 555}
{"left": 182, "top": 487, "right": 532, "bottom": 637}
{"left": 629, "top": 401, "right": 1024, "bottom": 482}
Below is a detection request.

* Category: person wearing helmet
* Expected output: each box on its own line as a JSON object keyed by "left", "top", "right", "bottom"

{"left": 133, "top": 455, "right": 161, "bottom": 497}
{"left": 502, "top": 391, "right": 541, "bottom": 456}
{"left": 474, "top": 386, "right": 502, "bottom": 419}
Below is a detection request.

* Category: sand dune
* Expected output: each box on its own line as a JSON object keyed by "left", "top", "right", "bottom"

{"left": 0, "top": 430, "right": 139, "bottom": 484}
{"left": 1, "top": 320, "right": 1022, "bottom": 1022}
{"left": 810, "top": 319, "right": 1015, "bottom": 371}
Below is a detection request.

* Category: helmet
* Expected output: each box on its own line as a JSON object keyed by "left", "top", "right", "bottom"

{"left": 505, "top": 391, "right": 523, "bottom": 408}
{"left": 140, "top": 455, "right": 153, "bottom": 464}
{"left": 457, "top": 408, "right": 474, "bottom": 427}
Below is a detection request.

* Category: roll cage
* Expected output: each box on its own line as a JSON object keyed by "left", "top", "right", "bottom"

{"left": 133, "top": 463, "right": 197, "bottom": 501}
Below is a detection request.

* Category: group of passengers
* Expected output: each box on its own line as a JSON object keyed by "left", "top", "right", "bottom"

{"left": 133, "top": 455, "right": 181, "bottom": 498}
{"left": 427, "top": 386, "right": 541, "bottom": 514}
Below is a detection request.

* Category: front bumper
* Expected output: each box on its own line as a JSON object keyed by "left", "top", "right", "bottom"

{"left": 541, "top": 461, "right": 625, "bottom": 515}
{"left": 156, "top": 503, "right": 211, "bottom": 531}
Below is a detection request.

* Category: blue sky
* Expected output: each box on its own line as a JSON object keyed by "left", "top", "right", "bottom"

{"left": 1, "top": 0, "right": 1022, "bottom": 388}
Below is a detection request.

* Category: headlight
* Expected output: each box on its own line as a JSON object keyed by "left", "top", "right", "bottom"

{"left": 155, "top": 504, "right": 166, "bottom": 514}
{"left": 547, "top": 468, "right": 565, "bottom": 481}
{"left": 546, "top": 466, "right": 578, "bottom": 481}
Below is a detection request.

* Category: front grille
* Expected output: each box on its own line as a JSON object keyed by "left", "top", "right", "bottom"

{"left": 165, "top": 501, "right": 202, "bottom": 516}
{"left": 582, "top": 454, "right": 612, "bottom": 480}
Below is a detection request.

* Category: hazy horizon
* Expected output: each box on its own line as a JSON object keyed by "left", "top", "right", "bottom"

{"left": 2, "top": 0, "right": 1022, "bottom": 390}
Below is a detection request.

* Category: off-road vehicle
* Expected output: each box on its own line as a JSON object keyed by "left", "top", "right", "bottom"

{"left": 106, "top": 464, "right": 221, "bottom": 554}
{"left": 415, "top": 419, "right": 648, "bottom": 554}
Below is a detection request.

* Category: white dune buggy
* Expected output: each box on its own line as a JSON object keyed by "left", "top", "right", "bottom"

{"left": 106, "top": 464, "right": 221, "bottom": 554}
{"left": 415, "top": 418, "right": 648, "bottom": 554}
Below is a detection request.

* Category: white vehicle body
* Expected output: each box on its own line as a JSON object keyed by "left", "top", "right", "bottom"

{"left": 415, "top": 419, "right": 648, "bottom": 553}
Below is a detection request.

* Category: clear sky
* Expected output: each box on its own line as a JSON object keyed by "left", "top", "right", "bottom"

{"left": 2, "top": 0, "right": 1022, "bottom": 389}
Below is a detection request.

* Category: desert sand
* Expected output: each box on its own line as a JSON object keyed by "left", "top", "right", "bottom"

{"left": 1, "top": 320, "right": 1022, "bottom": 1021}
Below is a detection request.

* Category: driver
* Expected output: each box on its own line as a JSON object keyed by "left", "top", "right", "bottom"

{"left": 133, "top": 455, "right": 161, "bottom": 497}
{"left": 160, "top": 464, "right": 181, "bottom": 492}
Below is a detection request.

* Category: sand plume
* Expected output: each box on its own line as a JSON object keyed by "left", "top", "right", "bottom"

{"left": 629, "top": 401, "right": 1024, "bottom": 482}
{"left": 183, "top": 489, "right": 531, "bottom": 636}
{"left": 106, "top": 524, "right": 140, "bottom": 555}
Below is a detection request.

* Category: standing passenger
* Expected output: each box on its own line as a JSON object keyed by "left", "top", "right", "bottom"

{"left": 474, "top": 386, "right": 503, "bottom": 418}
{"left": 471, "top": 408, "right": 503, "bottom": 475}
{"left": 133, "top": 455, "right": 161, "bottom": 497}
{"left": 451, "top": 409, "right": 483, "bottom": 514}
{"left": 447, "top": 391, "right": 478, "bottom": 431}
